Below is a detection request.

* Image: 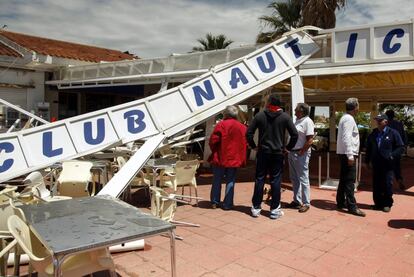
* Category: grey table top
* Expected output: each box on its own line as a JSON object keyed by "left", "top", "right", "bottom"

{"left": 20, "top": 195, "right": 174, "bottom": 256}
{"left": 146, "top": 158, "right": 178, "bottom": 169}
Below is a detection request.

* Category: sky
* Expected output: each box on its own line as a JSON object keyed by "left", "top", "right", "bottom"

{"left": 1, "top": 0, "right": 414, "bottom": 59}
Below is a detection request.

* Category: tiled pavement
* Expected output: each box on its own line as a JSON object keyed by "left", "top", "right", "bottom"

{"left": 111, "top": 159, "right": 414, "bottom": 277}
{"left": 10, "top": 158, "right": 414, "bottom": 277}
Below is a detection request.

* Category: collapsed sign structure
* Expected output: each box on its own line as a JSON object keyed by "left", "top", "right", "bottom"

{"left": 0, "top": 31, "right": 319, "bottom": 196}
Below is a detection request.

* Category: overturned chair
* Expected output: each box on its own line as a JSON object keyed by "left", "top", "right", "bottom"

{"left": 149, "top": 186, "right": 201, "bottom": 239}
{"left": 161, "top": 159, "right": 200, "bottom": 205}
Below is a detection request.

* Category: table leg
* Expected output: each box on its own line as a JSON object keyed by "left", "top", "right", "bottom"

{"left": 169, "top": 230, "right": 177, "bottom": 277}
{"left": 152, "top": 168, "right": 158, "bottom": 186}
{"left": 53, "top": 255, "right": 63, "bottom": 277}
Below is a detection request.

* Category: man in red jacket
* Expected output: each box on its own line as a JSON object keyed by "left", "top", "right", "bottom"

{"left": 209, "top": 105, "right": 247, "bottom": 210}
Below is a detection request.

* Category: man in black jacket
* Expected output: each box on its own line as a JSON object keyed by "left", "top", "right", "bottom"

{"left": 365, "top": 114, "right": 404, "bottom": 212}
{"left": 246, "top": 94, "right": 298, "bottom": 219}
{"left": 385, "top": 110, "right": 408, "bottom": 190}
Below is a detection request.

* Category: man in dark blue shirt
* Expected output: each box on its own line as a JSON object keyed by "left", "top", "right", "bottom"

{"left": 365, "top": 114, "right": 404, "bottom": 212}
{"left": 385, "top": 110, "right": 408, "bottom": 190}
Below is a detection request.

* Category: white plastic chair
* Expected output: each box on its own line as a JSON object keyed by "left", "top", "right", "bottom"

{"left": 149, "top": 186, "right": 200, "bottom": 234}
{"left": 57, "top": 160, "right": 94, "bottom": 197}
{"left": 161, "top": 160, "right": 200, "bottom": 204}
{"left": 23, "top": 172, "right": 71, "bottom": 202}
{"left": 8, "top": 215, "right": 116, "bottom": 277}
{"left": 0, "top": 186, "right": 23, "bottom": 276}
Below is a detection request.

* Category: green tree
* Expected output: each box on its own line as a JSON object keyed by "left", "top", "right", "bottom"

{"left": 192, "top": 33, "right": 233, "bottom": 52}
{"left": 301, "top": 0, "right": 347, "bottom": 29}
{"left": 379, "top": 104, "right": 414, "bottom": 131}
{"left": 257, "top": 0, "right": 302, "bottom": 43}
{"left": 257, "top": 0, "right": 347, "bottom": 43}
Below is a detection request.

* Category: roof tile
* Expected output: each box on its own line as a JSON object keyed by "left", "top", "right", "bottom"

{"left": 0, "top": 42, "right": 22, "bottom": 57}
{"left": 0, "top": 30, "right": 135, "bottom": 62}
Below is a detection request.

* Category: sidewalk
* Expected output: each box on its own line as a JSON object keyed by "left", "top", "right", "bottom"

{"left": 112, "top": 161, "right": 414, "bottom": 277}
{"left": 11, "top": 158, "right": 414, "bottom": 276}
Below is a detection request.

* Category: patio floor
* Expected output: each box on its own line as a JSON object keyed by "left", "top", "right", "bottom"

{"left": 11, "top": 155, "right": 414, "bottom": 276}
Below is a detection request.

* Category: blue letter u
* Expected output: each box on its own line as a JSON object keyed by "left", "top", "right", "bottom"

{"left": 256, "top": 52, "right": 276, "bottom": 73}
{"left": 84, "top": 118, "right": 105, "bottom": 145}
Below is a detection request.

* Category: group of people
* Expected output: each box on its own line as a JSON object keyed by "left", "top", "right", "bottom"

{"left": 208, "top": 93, "right": 407, "bottom": 219}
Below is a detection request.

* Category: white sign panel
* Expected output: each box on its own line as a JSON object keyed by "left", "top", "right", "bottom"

{"left": 374, "top": 24, "right": 412, "bottom": 59}
{"left": 68, "top": 114, "right": 119, "bottom": 153}
{"left": 0, "top": 31, "right": 319, "bottom": 182}
{"left": 111, "top": 104, "right": 159, "bottom": 141}
{"left": 330, "top": 21, "right": 414, "bottom": 63}
{"left": 335, "top": 29, "right": 370, "bottom": 62}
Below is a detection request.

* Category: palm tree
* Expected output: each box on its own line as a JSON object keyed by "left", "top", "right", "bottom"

{"left": 301, "top": 0, "right": 346, "bottom": 29}
{"left": 257, "top": 0, "right": 347, "bottom": 43}
{"left": 257, "top": 0, "right": 302, "bottom": 43}
{"left": 192, "top": 33, "right": 234, "bottom": 52}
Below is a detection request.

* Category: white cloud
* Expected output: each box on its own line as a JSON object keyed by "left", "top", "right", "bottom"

{"left": 1, "top": 0, "right": 413, "bottom": 58}
{"left": 0, "top": 0, "right": 268, "bottom": 58}
{"left": 336, "top": 0, "right": 414, "bottom": 27}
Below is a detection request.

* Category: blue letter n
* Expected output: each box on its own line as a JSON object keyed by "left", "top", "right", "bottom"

{"left": 193, "top": 80, "right": 215, "bottom": 107}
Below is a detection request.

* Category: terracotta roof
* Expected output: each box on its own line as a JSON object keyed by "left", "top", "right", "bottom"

{"left": 0, "top": 41, "right": 21, "bottom": 57}
{"left": 0, "top": 30, "right": 135, "bottom": 62}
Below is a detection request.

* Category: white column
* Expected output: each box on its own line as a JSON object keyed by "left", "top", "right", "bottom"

{"left": 291, "top": 74, "right": 304, "bottom": 120}
{"left": 159, "top": 78, "right": 169, "bottom": 92}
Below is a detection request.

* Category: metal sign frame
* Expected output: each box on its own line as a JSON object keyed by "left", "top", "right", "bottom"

{"left": 0, "top": 31, "right": 319, "bottom": 182}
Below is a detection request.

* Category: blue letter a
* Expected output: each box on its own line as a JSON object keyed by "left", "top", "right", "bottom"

{"left": 229, "top": 67, "right": 248, "bottom": 89}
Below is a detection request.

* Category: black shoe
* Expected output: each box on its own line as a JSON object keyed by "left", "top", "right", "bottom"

{"left": 398, "top": 180, "right": 405, "bottom": 190}
{"left": 349, "top": 208, "right": 366, "bottom": 217}
{"left": 371, "top": 205, "right": 382, "bottom": 211}
{"left": 337, "top": 205, "right": 347, "bottom": 211}
{"left": 286, "top": 201, "right": 301, "bottom": 209}
{"left": 383, "top": 207, "right": 391, "bottom": 213}
{"left": 222, "top": 206, "right": 232, "bottom": 211}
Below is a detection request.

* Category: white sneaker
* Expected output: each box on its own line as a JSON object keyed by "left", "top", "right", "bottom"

{"left": 270, "top": 208, "right": 284, "bottom": 220}
{"left": 251, "top": 206, "right": 261, "bottom": 217}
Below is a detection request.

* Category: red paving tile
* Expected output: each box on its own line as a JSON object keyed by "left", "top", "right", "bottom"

{"left": 9, "top": 158, "right": 414, "bottom": 276}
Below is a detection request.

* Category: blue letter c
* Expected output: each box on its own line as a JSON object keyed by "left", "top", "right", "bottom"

{"left": 383, "top": 28, "right": 404, "bottom": 54}
{"left": 0, "top": 142, "right": 15, "bottom": 173}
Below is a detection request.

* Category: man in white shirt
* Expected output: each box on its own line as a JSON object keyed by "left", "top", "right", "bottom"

{"left": 336, "top": 98, "right": 366, "bottom": 217}
{"left": 287, "top": 103, "right": 314, "bottom": 213}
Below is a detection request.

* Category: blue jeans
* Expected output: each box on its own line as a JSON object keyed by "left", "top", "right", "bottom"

{"left": 251, "top": 152, "right": 284, "bottom": 210}
{"left": 210, "top": 166, "right": 237, "bottom": 209}
{"left": 288, "top": 151, "right": 311, "bottom": 206}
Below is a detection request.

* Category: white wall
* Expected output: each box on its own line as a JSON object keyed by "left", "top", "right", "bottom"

{"left": 0, "top": 68, "right": 45, "bottom": 111}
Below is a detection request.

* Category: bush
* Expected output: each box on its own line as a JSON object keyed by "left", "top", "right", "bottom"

{"left": 407, "top": 130, "right": 414, "bottom": 147}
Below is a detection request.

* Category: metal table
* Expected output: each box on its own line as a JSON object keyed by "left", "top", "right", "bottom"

{"left": 145, "top": 158, "right": 178, "bottom": 186}
{"left": 20, "top": 195, "right": 176, "bottom": 277}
